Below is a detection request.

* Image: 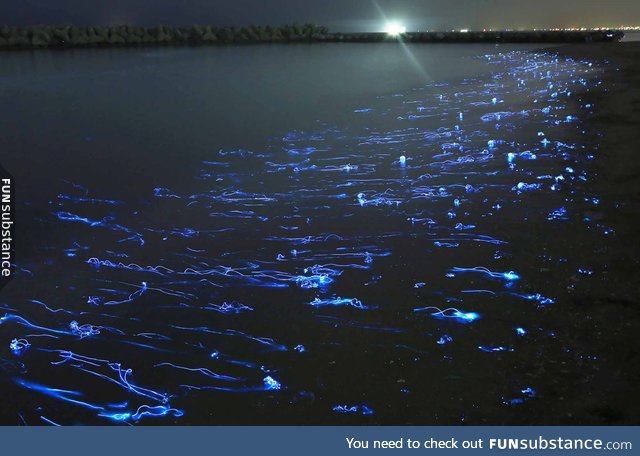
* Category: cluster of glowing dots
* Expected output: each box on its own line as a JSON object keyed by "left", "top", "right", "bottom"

{"left": 6, "top": 50, "right": 604, "bottom": 425}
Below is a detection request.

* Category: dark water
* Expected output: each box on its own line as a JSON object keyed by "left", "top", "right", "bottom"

{"left": 0, "top": 43, "right": 627, "bottom": 425}
{"left": 622, "top": 32, "right": 640, "bottom": 42}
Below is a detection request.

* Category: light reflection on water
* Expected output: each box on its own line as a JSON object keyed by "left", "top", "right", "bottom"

{"left": 0, "top": 46, "right": 617, "bottom": 425}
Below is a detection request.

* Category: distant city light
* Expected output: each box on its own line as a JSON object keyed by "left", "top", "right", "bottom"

{"left": 385, "top": 22, "right": 407, "bottom": 36}
{"left": 378, "top": 25, "right": 640, "bottom": 34}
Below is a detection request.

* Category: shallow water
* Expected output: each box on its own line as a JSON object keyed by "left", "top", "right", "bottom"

{"left": 0, "top": 43, "right": 620, "bottom": 425}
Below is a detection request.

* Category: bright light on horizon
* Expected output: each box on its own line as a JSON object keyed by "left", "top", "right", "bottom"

{"left": 385, "top": 22, "right": 407, "bottom": 36}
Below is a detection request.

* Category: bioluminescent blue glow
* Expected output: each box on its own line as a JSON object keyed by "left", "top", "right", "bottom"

{"left": 2, "top": 49, "right": 610, "bottom": 424}
{"left": 503, "top": 387, "right": 537, "bottom": 405}
{"left": 514, "top": 293, "right": 555, "bottom": 306}
{"left": 263, "top": 376, "right": 282, "bottom": 391}
{"left": 99, "top": 405, "right": 184, "bottom": 422}
{"left": 55, "top": 211, "right": 145, "bottom": 245}
{"left": 414, "top": 307, "right": 480, "bottom": 324}
{"left": 309, "top": 297, "right": 366, "bottom": 309}
{"left": 437, "top": 335, "right": 453, "bottom": 345}
{"left": 450, "top": 267, "right": 520, "bottom": 282}
{"left": 15, "top": 379, "right": 105, "bottom": 411}
{"left": 10, "top": 338, "right": 30, "bottom": 355}
{"left": 332, "top": 404, "right": 375, "bottom": 415}
{"left": 69, "top": 320, "right": 102, "bottom": 338}
{"left": 478, "top": 346, "right": 513, "bottom": 353}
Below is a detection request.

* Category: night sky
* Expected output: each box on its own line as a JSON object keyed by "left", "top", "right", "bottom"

{"left": 2, "top": 0, "right": 640, "bottom": 31}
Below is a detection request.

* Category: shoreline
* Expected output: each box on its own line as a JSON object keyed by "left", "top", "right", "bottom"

{"left": 557, "top": 43, "right": 640, "bottom": 199}
{"left": 0, "top": 26, "right": 623, "bottom": 50}
{"left": 529, "top": 42, "right": 640, "bottom": 424}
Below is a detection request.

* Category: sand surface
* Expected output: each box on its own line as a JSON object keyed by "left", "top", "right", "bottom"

{"left": 525, "top": 42, "right": 640, "bottom": 424}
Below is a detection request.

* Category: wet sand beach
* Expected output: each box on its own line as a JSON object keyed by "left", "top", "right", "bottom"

{"left": 525, "top": 42, "right": 640, "bottom": 424}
